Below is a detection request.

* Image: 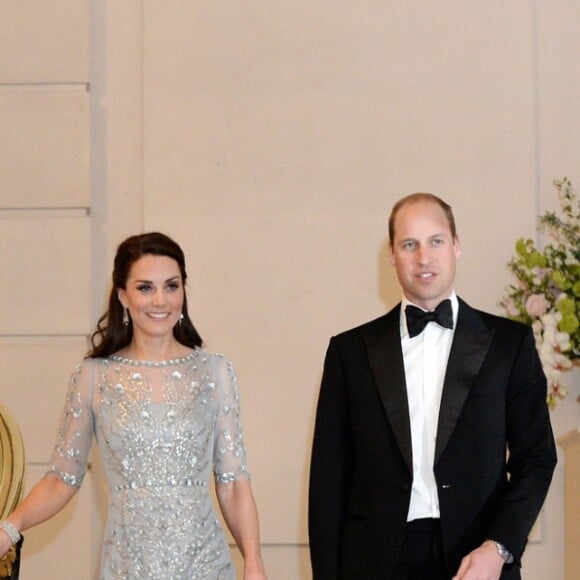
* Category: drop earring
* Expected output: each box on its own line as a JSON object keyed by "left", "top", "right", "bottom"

{"left": 178, "top": 313, "right": 184, "bottom": 325}
{"left": 123, "top": 307, "right": 129, "bottom": 326}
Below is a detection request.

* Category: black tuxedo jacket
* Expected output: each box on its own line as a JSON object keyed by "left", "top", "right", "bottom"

{"left": 308, "top": 298, "right": 556, "bottom": 579}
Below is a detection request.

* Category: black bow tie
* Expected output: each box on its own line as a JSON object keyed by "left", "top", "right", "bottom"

{"left": 405, "top": 299, "right": 454, "bottom": 338}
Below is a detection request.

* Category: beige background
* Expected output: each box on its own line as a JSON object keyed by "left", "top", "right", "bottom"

{"left": 1, "top": 1, "right": 579, "bottom": 578}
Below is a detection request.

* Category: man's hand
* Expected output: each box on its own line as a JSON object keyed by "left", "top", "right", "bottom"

{"left": 452, "top": 540, "right": 505, "bottom": 580}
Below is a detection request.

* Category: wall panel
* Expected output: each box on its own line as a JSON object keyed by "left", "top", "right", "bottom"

{"left": 0, "top": 213, "right": 91, "bottom": 334}
{"left": 0, "top": 0, "right": 95, "bottom": 577}
{"left": 0, "top": 0, "right": 89, "bottom": 84}
{"left": 537, "top": 1, "right": 580, "bottom": 183}
{"left": 0, "top": 336, "right": 88, "bottom": 462}
{"left": 0, "top": 87, "right": 90, "bottom": 208}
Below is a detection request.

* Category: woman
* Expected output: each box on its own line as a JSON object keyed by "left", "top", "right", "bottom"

{"left": 0, "top": 232, "right": 267, "bottom": 579}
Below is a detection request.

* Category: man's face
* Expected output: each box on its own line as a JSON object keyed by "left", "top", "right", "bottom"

{"left": 389, "top": 199, "right": 460, "bottom": 311}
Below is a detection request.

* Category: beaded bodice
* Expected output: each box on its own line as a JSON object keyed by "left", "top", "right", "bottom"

{"left": 47, "top": 349, "right": 248, "bottom": 579}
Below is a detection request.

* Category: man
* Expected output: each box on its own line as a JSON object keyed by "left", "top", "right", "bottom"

{"left": 308, "top": 193, "right": 557, "bottom": 579}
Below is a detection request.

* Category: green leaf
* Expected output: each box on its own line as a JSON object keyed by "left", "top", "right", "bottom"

{"left": 515, "top": 238, "right": 530, "bottom": 256}
{"left": 556, "top": 296, "right": 576, "bottom": 315}
{"left": 552, "top": 270, "right": 572, "bottom": 290}
{"left": 558, "top": 313, "right": 579, "bottom": 335}
{"left": 527, "top": 251, "right": 547, "bottom": 268}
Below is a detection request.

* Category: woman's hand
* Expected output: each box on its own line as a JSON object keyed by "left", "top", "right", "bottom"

{"left": 0, "top": 529, "right": 14, "bottom": 559}
{"left": 243, "top": 561, "right": 268, "bottom": 580}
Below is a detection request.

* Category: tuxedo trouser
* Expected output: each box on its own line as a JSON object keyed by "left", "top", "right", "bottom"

{"left": 391, "top": 518, "right": 448, "bottom": 580}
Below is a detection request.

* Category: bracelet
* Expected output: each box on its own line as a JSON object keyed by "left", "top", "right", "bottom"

{"left": 0, "top": 521, "right": 21, "bottom": 545}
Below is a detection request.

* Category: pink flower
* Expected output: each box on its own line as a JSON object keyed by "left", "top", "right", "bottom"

{"left": 525, "top": 294, "right": 550, "bottom": 318}
{"left": 502, "top": 296, "right": 520, "bottom": 318}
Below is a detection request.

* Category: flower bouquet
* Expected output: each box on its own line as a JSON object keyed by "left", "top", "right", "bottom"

{"left": 502, "top": 178, "right": 580, "bottom": 408}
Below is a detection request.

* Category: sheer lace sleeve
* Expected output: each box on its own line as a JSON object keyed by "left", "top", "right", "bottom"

{"left": 45, "top": 359, "right": 95, "bottom": 488}
{"left": 212, "top": 355, "right": 251, "bottom": 484}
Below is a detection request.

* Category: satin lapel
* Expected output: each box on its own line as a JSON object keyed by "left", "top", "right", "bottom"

{"left": 435, "top": 299, "right": 495, "bottom": 464}
{"left": 361, "top": 306, "right": 412, "bottom": 474}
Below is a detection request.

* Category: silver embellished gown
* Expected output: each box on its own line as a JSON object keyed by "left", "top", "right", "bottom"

{"left": 47, "top": 349, "right": 250, "bottom": 579}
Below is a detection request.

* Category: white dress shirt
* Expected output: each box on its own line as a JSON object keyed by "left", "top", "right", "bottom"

{"left": 400, "top": 292, "right": 458, "bottom": 521}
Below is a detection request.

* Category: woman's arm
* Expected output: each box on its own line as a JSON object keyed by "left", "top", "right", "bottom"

{"left": 1, "top": 360, "right": 95, "bottom": 558}
{"left": 216, "top": 477, "right": 267, "bottom": 580}
{"left": 0, "top": 475, "right": 78, "bottom": 557}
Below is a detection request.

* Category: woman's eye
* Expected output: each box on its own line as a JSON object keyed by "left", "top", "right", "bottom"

{"left": 137, "top": 285, "right": 152, "bottom": 293}
{"left": 166, "top": 283, "right": 179, "bottom": 292}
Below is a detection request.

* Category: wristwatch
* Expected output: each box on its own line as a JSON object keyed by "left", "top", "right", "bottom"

{"left": 490, "top": 540, "right": 514, "bottom": 564}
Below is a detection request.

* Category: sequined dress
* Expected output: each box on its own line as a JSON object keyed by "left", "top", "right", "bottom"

{"left": 47, "top": 349, "right": 250, "bottom": 579}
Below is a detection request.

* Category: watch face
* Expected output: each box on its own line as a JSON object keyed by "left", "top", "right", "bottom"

{"left": 494, "top": 542, "right": 513, "bottom": 564}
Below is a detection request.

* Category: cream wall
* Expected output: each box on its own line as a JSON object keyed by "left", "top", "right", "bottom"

{"left": 0, "top": 1, "right": 94, "bottom": 576}
{"left": 1, "top": 1, "right": 579, "bottom": 578}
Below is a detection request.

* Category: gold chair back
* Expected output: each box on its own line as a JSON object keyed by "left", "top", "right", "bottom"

{"left": 0, "top": 404, "right": 25, "bottom": 578}
{"left": 0, "top": 404, "right": 25, "bottom": 518}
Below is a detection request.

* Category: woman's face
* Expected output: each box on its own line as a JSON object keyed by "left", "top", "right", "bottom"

{"left": 117, "top": 254, "right": 184, "bottom": 341}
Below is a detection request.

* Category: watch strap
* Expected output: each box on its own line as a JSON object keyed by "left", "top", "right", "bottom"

{"left": 489, "top": 539, "right": 514, "bottom": 564}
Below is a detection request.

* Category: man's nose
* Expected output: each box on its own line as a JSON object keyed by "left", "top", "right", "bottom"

{"left": 416, "top": 245, "right": 431, "bottom": 265}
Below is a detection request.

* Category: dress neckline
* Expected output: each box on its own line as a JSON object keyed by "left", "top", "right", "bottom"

{"left": 108, "top": 350, "right": 199, "bottom": 367}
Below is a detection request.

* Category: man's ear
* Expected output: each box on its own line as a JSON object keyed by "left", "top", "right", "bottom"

{"left": 388, "top": 243, "right": 396, "bottom": 266}
{"left": 453, "top": 236, "right": 461, "bottom": 259}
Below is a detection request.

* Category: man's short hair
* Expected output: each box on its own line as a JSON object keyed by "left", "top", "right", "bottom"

{"left": 388, "top": 192, "right": 457, "bottom": 243}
